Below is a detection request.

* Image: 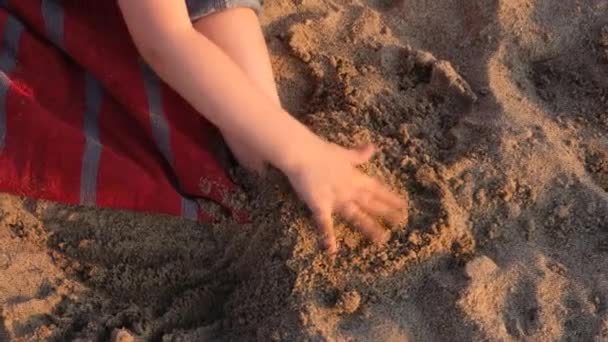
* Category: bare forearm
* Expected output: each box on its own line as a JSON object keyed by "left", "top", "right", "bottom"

{"left": 148, "top": 30, "right": 311, "bottom": 165}
{"left": 119, "top": 1, "right": 315, "bottom": 171}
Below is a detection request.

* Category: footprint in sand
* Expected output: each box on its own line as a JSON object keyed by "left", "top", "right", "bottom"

{"left": 560, "top": 292, "right": 600, "bottom": 341}
{"left": 585, "top": 146, "right": 608, "bottom": 193}
{"left": 503, "top": 278, "right": 541, "bottom": 338}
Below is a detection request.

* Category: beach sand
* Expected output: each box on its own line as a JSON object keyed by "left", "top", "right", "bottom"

{"left": 1, "top": 0, "right": 608, "bottom": 340}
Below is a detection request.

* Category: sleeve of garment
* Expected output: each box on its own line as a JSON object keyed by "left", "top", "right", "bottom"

{"left": 186, "top": 0, "right": 263, "bottom": 21}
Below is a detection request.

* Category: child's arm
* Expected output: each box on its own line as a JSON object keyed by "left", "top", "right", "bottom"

{"left": 118, "top": 0, "right": 407, "bottom": 253}
{"left": 118, "top": 1, "right": 309, "bottom": 170}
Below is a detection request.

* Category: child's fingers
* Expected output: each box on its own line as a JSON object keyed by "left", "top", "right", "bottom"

{"left": 340, "top": 203, "right": 389, "bottom": 245}
{"left": 366, "top": 177, "right": 408, "bottom": 209}
{"left": 312, "top": 206, "right": 337, "bottom": 254}
{"left": 355, "top": 192, "right": 403, "bottom": 226}
{"left": 347, "top": 144, "right": 376, "bottom": 166}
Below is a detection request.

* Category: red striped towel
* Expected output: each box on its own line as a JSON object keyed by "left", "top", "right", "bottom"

{"left": 0, "top": 1, "right": 244, "bottom": 222}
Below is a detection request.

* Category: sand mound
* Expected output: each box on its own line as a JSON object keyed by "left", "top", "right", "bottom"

{"left": 1, "top": 0, "right": 608, "bottom": 340}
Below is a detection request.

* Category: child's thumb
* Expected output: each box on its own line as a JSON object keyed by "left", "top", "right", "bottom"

{"left": 349, "top": 144, "right": 375, "bottom": 165}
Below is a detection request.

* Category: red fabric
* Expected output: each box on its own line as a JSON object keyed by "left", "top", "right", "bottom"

{"left": 0, "top": 1, "right": 246, "bottom": 222}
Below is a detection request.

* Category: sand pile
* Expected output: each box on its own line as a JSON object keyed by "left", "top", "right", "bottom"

{"left": 1, "top": 0, "right": 608, "bottom": 340}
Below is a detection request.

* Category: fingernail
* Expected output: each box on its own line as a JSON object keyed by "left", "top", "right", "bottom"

{"left": 377, "top": 231, "right": 391, "bottom": 245}
{"left": 391, "top": 212, "right": 408, "bottom": 226}
{"left": 323, "top": 241, "right": 337, "bottom": 255}
{"left": 374, "top": 233, "right": 390, "bottom": 246}
{"left": 388, "top": 212, "right": 401, "bottom": 223}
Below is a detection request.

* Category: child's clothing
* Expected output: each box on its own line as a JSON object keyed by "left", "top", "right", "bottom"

{"left": 187, "top": 0, "right": 262, "bottom": 21}
{"left": 0, "top": 1, "right": 251, "bottom": 222}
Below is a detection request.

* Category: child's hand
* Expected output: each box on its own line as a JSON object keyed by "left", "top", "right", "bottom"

{"left": 117, "top": 1, "right": 407, "bottom": 254}
{"left": 281, "top": 139, "right": 408, "bottom": 254}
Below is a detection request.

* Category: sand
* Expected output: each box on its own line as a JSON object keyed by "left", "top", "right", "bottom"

{"left": 1, "top": 0, "right": 608, "bottom": 340}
